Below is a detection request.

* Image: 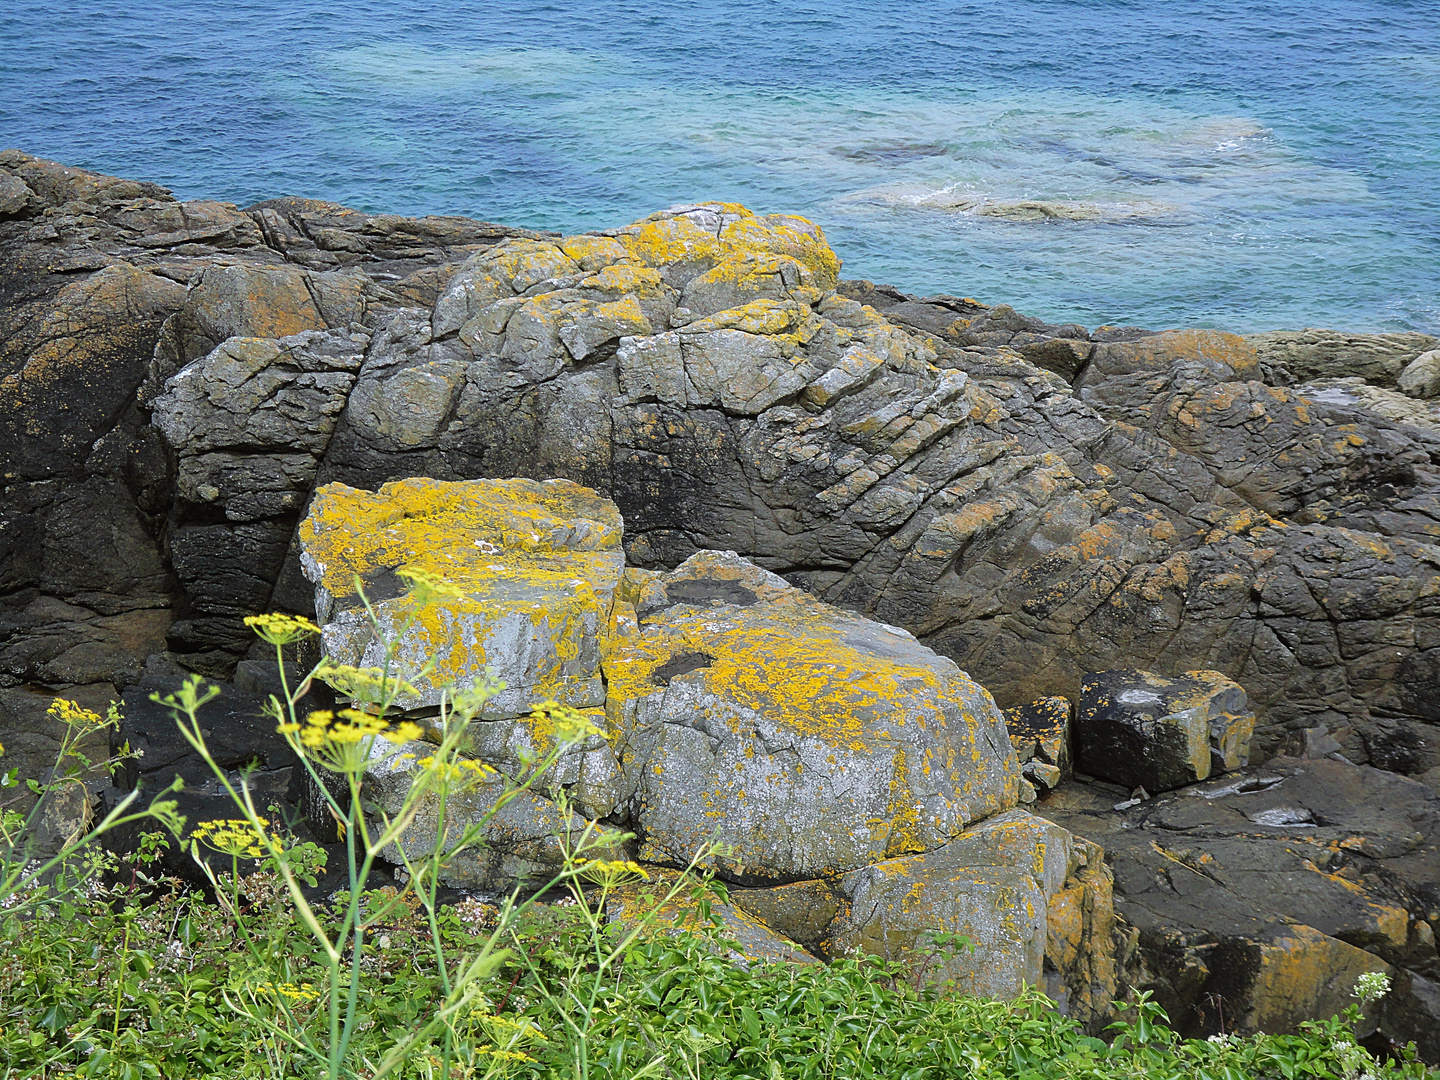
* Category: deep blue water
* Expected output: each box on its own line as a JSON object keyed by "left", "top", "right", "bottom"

{"left": 4, "top": 0, "right": 1438, "bottom": 333}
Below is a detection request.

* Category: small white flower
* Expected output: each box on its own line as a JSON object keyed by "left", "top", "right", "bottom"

{"left": 1354, "top": 971, "right": 1390, "bottom": 1005}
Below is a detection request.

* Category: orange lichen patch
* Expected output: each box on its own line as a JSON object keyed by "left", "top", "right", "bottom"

{"left": 1046, "top": 882, "right": 1086, "bottom": 969}
{"left": 615, "top": 214, "right": 725, "bottom": 269}
{"left": 577, "top": 262, "right": 667, "bottom": 296}
{"left": 299, "top": 477, "right": 625, "bottom": 707}
{"left": 214, "top": 266, "right": 333, "bottom": 340}
{"left": 606, "top": 553, "right": 1019, "bottom": 880}
{"left": 0, "top": 264, "right": 184, "bottom": 399}
{"left": 558, "top": 234, "right": 630, "bottom": 272}
{"left": 1126, "top": 552, "right": 1192, "bottom": 600}
{"left": 489, "top": 240, "right": 581, "bottom": 293}
{"left": 605, "top": 593, "right": 979, "bottom": 749}
{"left": 1070, "top": 519, "right": 1126, "bottom": 561}
{"left": 1299, "top": 860, "right": 1410, "bottom": 945}
{"left": 301, "top": 476, "right": 622, "bottom": 600}
{"left": 1114, "top": 328, "right": 1259, "bottom": 379}
{"left": 682, "top": 297, "right": 818, "bottom": 339}
{"left": 721, "top": 214, "right": 841, "bottom": 290}
{"left": 1203, "top": 508, "right": 1282, "bottom": 545}
{"left": 1243, "top": 924, "right": 1390, "bottom": 1033}
{"left": 611, "top": 205, "right": 842, "bottom": 290}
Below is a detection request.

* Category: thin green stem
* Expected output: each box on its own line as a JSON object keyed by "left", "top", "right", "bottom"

{"left": 112, "top": 916, "right": 131, "bottom": 1043}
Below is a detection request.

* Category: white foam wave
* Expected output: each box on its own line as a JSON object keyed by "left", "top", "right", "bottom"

{"left": 841, "top": 184, "right": 1191, "bottom": 224}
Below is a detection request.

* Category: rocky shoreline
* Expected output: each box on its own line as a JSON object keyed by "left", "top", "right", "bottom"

{"left": 2, "top": 151, "right": 1437, "bottom": 1056}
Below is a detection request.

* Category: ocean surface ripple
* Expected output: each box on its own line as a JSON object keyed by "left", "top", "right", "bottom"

{"left": 4, "top": 0, "right": 1437, "bottom": 333}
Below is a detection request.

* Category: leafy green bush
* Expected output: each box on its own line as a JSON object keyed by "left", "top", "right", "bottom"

{"left": 0, "top": 697, "right": 182, "bottom": 918}
{"left": 2, "top": 874, "right": 1434, "bottom": 1079}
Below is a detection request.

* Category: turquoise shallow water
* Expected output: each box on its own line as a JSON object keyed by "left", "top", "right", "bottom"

{"left": 3, "top": 0, "right": 1438, "bottom": 333}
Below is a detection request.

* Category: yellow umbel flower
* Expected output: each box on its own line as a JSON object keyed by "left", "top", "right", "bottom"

{"left": 578, "top": 859, "right": 650, "bottom": 886}
{"left": 278, "top": 709, "right": 426, "bottom": 773}
{"left": 474, "top": 1046, "right": 536, "bottom": 1063}
{"left": 314, "top": 661, "right": 422, "bottom": 708}
{"left": 475, "top": 1014, "right": 544, "bottom": 1039}
{"left": 243, "top": 613, "right": 321, "bottom": 645}
{"left": 254, "top": 981, "right": 322, "bottom": 1003}
{"left": 47, "top": 698, "right": 118, "bottom": 729}
{"left": 190, "top": 818, "right": 280, "bottom": 859}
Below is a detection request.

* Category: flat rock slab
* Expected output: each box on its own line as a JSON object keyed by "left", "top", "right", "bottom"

{"left": 604, "top": 550, "right": 1021, "bottom": 882}
{"left": 299, "top": 476, "right": 625, "bottom": 714}
{"left": 1038, "top": 756, "right": 1440, "bottom": 1052}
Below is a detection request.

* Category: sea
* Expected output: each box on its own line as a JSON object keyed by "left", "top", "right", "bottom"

{"left": 3, "top": 0, "right": 1438, "bottom": 334}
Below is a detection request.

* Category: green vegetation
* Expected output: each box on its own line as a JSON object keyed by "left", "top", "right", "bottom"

{"left": 0, "top": 578, "right": 1434, "bottom": 1078}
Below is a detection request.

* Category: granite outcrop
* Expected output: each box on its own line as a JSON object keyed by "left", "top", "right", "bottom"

{"left": 299, "top": 475, "right": 1111, "bottom": 1016}
{"left": 4, "top": 154, "right": 1438, "bottom": 778}
{"left": 4, "top": 152, "right": 1440, "bottom": 1051}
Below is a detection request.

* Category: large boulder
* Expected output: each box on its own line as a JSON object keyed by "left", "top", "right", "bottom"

{"left": 1075, "top": 669, "right": 1255, "bottom": 792}
{"left": 364, "top": 737, "right": 628, "bottom": 891}
{"left": 603, "top": 550, "right": 1022, "bottom": 882}
{"left": 298, "top": 475, "right": 626, "bottom": 716}
{"left": 829, "top": 808, "right": 1115, "bottom": 1017}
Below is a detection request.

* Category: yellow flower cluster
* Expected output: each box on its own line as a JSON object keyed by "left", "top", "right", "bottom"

{"left": 314, "top": 661, "right": 422, "bottom": 706}
{"left": 472, "top": 1012, "right": 545, "bottom": 1039}
{"left": 474, "top": 1046, "right": 536, "bottom": 1063}
{"left": 190, "top": 818, "right": 278, "bottom": 859}
{"left": 578, "top": 859, "right": 650, "bottom": 885}
{"left": 254, "top": 981, "right": 322, "bottom": 1002}
{"left": 278, "top": 709, "right": 424, "bottom": 749}
{"left": 47, "top": 698, "right": 112, "bottom": 729}
{"left": 276, "top": 709, "right": 425, "bottom": 773}
{"left": 243, "top": 613, "right": 321, "bottom": 646}
{"left": 413, "top": 755, "right": 496, "bottom": 785}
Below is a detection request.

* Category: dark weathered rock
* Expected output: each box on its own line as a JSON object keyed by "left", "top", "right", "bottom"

{"left": 1005, "top": 696, "right": 1073, "bottom": 780}
{"left": 1075, "top": 670, "right": 1255, "bottom": 792}
{"left": 1039, "top": 756, "right": 1440, "bottom": 1054}
{"left": 0, "top": 151, "right": 544, "bottom": 680}
{"left": 1247, "top": 329, "right": 1440, "bottom": 388}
